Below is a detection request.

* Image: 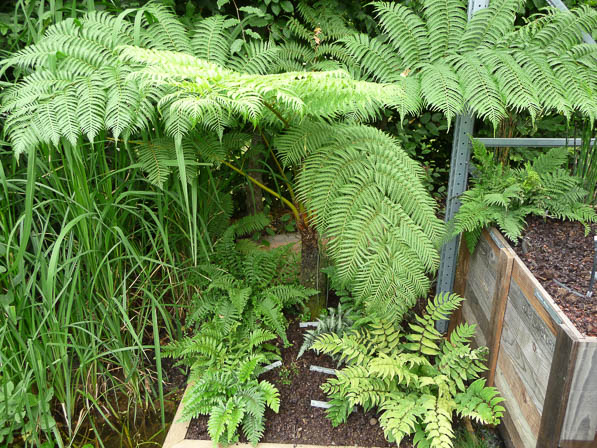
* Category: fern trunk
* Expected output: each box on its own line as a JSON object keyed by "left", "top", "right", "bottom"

{"left": 245, "top": 134, "right": 264, "bottom": 214}
{"left": 299, "top": 223, "right": 326, "bottom": 318}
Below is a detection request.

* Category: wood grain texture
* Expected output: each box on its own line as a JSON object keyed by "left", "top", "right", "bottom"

{"left": 486, "top": 248, "right": 514, "bottom": 387}
{"left": 173, "top": 442, "right": 388, "bottom": 448}
{"left": 511, "top": 257, "right": 581, "bottom": 338}
{"left": 163, "top": 383, "right": 192, "bottom": 448}
{"left": 537, "top": 324, "right": 579, "bottom": 448}
{"left": 448, "top": 237, "right": 471, "bottom": 336}
{"left": 501, "top": 279, "right": 556, "bottom": 414}
{"left": 561, "top": 338, "right": 597, "bottom": 443}
{"left": 495, "top": 345, "right": 541, "bottom": 447}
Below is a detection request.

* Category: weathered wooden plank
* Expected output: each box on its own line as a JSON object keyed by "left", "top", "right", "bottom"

{"left": 486, "top": 248, "right": 515, "bottom": 387}
{"left": 507, "top": 278, "right": 557, "bottom": 357}
{"left": 462, "top": 284, "right": 490, "bottom": 343}
{"left": 537, "top": 324, "right": 579, "bottom": 447}
{"left": 499, "top": 289, "right": 555, "bottom": 414}
{"left": 495, "top": 359, "right": 538, "bottom": 448}
{"left": 561, "top": 339, "right": 597, "bottom": 443}
{"left": 466, "top": 246, "right": 497, "bottom": 321}
{"left": 511, "top": 257, "right": 581, "bottom": 338}
{"left": 448, "top": 237, "right": 471, "bottom": 335}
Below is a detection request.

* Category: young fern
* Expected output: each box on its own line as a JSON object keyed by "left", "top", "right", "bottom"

{"left": 165, "top": 217, "right": 312, "bottom": 445}
{"left": 311, "top": 293, "right": 504, "bottom": 448}
{"left": 453, "top": 140, "right": 597, "bottom": 250}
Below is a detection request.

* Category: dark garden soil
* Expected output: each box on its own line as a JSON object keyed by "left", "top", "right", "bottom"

{"left": 186, "top": 318, "right": 401, "bottom": 446}
{"left": 513, "top": 216, "right": 597, "bottom": 337}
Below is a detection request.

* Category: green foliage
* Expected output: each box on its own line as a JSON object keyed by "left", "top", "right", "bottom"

{"left": 297, "top": 304, "right": 359, "bottom": 359}
{"left": 165, "top": 216, "right": 312, "bottom": 445}
{"left": 341, "top": 0, "right": 597, "bottom": 128}
{"left": 454, "top": 139, "right": 597, "bottom": 249}
{"left": 284, "top": 122, "right": 445, "bottom": 319}
{"left": 0, "top": 379, "right": 55, "bottom": 444}
{"left": 312, "top": 293, "right": 505, "bottom": 448}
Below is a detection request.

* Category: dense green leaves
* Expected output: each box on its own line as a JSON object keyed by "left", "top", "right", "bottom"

{"left": 312, "top": 293, "right": 504, "bottom": 448}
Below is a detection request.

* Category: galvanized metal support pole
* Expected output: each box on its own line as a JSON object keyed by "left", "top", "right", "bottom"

{"left": 436, "top": 0, "right": 489, "bottom": 333}
{"left": 546, "top": 0, "right": 596, "bottom": 44}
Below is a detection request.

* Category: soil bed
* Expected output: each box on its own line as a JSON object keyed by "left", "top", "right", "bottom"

{"left": 185, "top": 318, "right": 399, "bottom": 446}
{"left": 513, "top": 216, "right": 597, "bottom": 337}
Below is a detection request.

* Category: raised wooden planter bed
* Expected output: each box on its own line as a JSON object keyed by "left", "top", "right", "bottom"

{"left": 451, "top": 228, "right": 597, "bottom": 448}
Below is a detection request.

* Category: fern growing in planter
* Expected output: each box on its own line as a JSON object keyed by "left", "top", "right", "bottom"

{"left": 165, "top": 324, "right": 281, "bottom": 445}
{"left": 453, "top": 139, "right": 597, "bottom": 250}
{"left": 312, "top": 293, "right": 505, "bottom": 448}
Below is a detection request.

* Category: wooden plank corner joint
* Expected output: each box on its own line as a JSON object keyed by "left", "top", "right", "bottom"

{"left": 486, "top": 248, "right": 515, "bottom": 387}
{"left": 536, "top": 325, "right": 579, "bottom": 448}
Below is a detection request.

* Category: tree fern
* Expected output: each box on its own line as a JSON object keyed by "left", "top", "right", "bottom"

{"left": 341, "top": 0, "right": 597, "bottom": 127}
{"left": 312, "top": 293, "right": 505, "bottom": 448}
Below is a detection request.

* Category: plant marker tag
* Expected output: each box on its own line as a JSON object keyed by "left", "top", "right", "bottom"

{"left": 299, "top": 322, "right": 319, "bottom": 328}
{"left": 262, "top": 361, "right": 282, "bottom": 372}
{"left": 311, "top": 400, "right": 331, "bottom": 409}
{"left": 310, "top": 365, "right": 336, "bottom": 375}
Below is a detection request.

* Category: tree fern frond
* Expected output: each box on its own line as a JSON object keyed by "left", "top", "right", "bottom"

{"left": 191, "top": 15, "right": 234, "bottom": 66}
{"left": 144, "top": 2, "right": 192, "bottom": 53}
{"left": 372, "top": 2, "right": 429, "bottom": 71}
{"left": 423, "top": 0, "right": 467, "bottom": 62}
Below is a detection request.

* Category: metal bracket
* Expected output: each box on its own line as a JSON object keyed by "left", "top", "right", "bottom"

{"left": 534, "top": 289, "right": 563, "bottom": 325}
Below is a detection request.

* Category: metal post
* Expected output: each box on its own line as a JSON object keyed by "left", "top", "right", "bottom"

{"left": 546, "top": 0, "right": 596, "bottom": 44}
{"left": 436, "top": 0, "right": 489, "bottom": 332}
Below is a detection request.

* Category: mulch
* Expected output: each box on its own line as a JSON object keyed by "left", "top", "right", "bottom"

{"left": 513, "top": 216, "right": 597, "bottom": 337}
{"left": 185, "top": 318, "right": 400, "bottom": 446}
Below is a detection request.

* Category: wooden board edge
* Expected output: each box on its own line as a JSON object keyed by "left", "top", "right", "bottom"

{"left": 537, "top": 324, "right": 580, "bottom": 447}
{"left": 486, "top": 228, "right": 582, "bottom": 339}
{"left": 163, "top": 382, "right": 193, "bottom": 448}
{"left": 173, "top": 442, "right": 389, "bottom": 448}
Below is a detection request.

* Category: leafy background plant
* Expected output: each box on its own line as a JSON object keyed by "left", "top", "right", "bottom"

{"left": 454, "top": 139, "right": 597, "bottom": 250}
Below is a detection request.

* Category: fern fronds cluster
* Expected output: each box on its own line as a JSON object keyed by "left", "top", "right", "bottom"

{"left": 278, "top": 122, "right": 445, "bottom": 320}
{"left": 454, "top": 139, "right": 597, "bottom": 250}
{"left": 297, "top": 304, "right": 360, "bottom": 359}
{"left": 312, "top": 293, "right": 505, "bottom": 448}
{"left": 277, "top": 0, "right": 360, "bottom": 73}
{"left": 164, "top": 215, "right": 314, "bottom": 445}
{"left": 341, "top": 0, "right": 597, "bottom": 127}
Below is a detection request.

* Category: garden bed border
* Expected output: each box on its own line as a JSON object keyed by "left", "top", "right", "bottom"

{"left": 450, "top": 228, "right": 597, "bottom": 448}
{"left": 163, "top": 382, "right": 387, "bottom": 448}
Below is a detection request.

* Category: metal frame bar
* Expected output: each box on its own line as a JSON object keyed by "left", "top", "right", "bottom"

{"left": 435, "top": 0, "right": 489, "bottom": 333}
{"left": 435, "top": 0, "right": 595, "bottom": 332}
{"left": 477, "top": 137, "right": 596, "bottom": 147}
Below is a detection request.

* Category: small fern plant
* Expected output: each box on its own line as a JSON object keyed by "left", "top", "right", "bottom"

{"left": 453, "top": 139, "right": 597, "bottom": 251}
{"left": 312, "top": 293, "right": 505, "bottom": 448}
{"left": 186, "top": 214, "right": 316, "bottom": 346}
{"left": 165, "top": 323, "right": 281, "bottom": 445}
{"left": 297, "top": 304, "right": 358, "bottom": 359}
{"left": 164, "top": 215, "right": 314, "bottom": 445}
